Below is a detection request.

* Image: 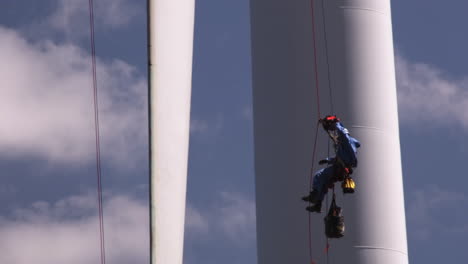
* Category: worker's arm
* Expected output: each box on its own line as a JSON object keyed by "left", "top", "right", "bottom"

{"left": 335, "top": 122, "right": 348, "bottom": 135}
{"left": 319, "top": 157, "right": 335, "bottom": 165}
{"left": 351, "top": 137, "right": 361, "bottom": 148}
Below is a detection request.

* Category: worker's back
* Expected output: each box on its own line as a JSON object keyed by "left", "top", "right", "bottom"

{"left": 335, "top": 122, "right": 360, "bottom": 168}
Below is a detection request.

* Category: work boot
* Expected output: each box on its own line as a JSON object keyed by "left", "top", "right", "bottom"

{"left": 301, "top": 190, "right": 319, "bottom": 203}
{"left": 306, "top": 202, "right": 322, "bottom": 213}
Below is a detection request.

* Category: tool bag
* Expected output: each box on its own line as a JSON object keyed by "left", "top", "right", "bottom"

{"left": 324, "top": 195, "right": 345, "bottom": 238}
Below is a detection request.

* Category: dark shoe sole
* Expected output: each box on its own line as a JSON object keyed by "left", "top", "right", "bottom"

{"left": 306, "top": 205, "right": 322, "bottom": 213}
{"left": 302, "top": 191, "right": 319, "bottom": 203}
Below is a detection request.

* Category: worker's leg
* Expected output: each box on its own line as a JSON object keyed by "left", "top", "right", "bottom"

{"left": 305, "top": 168, "right": 332, "bottom": 212}
{"left": 313, "top": 166, "right": 334, "bottom": 201}
{"left": 303, "top": 166, "right": 335, "bottom": 203}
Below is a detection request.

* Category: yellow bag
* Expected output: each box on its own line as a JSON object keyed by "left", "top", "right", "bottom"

{"left": 342, "top": 177, "right": 355, "bottom": 193}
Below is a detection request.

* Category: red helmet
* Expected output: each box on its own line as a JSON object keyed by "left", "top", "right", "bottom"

{"left": 320, "top": 115, "right": 340, "bottom": 130}
{"left": 324, "top": 115, "right": 340, "bottom": 122}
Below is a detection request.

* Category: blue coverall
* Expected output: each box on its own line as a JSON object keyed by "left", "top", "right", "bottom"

{"left": 312, "top": 160, "right": 337, "bottom": 201}
{"left": 312, "top": 122, "right": 361, "bottom": 201}
{"left": 333, "top": 122, "right": 360, "bottom": 168}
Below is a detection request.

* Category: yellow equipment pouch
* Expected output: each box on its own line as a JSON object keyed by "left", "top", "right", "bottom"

{"left": 342, "top": 177, "right": 355, "bottom": 194}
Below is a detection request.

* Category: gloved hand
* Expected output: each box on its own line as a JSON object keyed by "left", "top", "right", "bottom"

{"left": 318, "top": 159, "right": 328, "bottom": 165}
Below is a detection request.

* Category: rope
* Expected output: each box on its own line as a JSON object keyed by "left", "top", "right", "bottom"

{"left": 307, "top": 0, "right": 322, "bottom": 261}
{"left": 88, "top": 1, "right": 106, "bottom": 264}
{"left": 310, "top": 0, "right": 321, "bottom": 119}
{"left": 307, "top": 0, "right": 325, "bottom": 260}
{"left": 308, "top": 0, "right": 338, "bottom": 262}
{"left": 325, "top": 137, "right": 331, "bottom": 263}
{"left": 309, "top": 122, "right": 320, "bottom": 191}
{"left": 308, "top": 121, "right": 320, "bottom": 264}
{"left": 320, "top": 0, "right": 334, "bottom": 114}
{"left": 321, "top": 0, "right": 335, "bottom": 260}
{"left": 325, "top": 186, "right": 330, "bottom": 263}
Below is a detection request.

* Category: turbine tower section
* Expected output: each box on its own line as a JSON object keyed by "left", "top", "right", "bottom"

{"left": 250, "top": 0, "right": 408, "bottom": 263}
{"left": 148, "top": 0, "right": 195, "bottom": 263}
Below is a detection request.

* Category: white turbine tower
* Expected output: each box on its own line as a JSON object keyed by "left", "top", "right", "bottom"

{"left": 250, "top": 0, "right": 409, "bottom": 263}
{"left": 147, "top": 0, "right": 195, "bottom": 263}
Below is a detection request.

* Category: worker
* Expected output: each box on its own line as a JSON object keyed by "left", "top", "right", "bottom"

{"left": 302, "top": 115, "right": 361, "bottom": 213}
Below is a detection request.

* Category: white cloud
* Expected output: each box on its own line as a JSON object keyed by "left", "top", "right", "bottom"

{"left": 47, "top": 0, "right": 143, "bottom": 38}
{"left": 0, "top": 191, "right": 254, "bottom": 264}
{"left": 396, "top": 54, "right": 468, "bottom": 129}
{"left": 190, "top": 114, "right": 224, "bottom": 135}
{"left": 185, "top": 192, "right": 256, "bottom": 245}
{"left": 406, "top": 185, "right": 468, "bottom": 240}
{"left": 0, "top": 27, "right": 147, "bottom": 167}
{"left": 190, "top": 119, "right": 210, "bottom": 134}
{"left": 185, "top": 205, "right": 209, "bottom": 234}
{"left": 217, "top": 192, "right": 256, "bottom": 243}
{"left": 0, "top": 192, "right": 149, "bottom": 264}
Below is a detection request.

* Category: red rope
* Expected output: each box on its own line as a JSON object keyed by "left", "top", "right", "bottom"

{"left": 308, "top": 0, "right": 322, "bottom": 263}
{"left": 88, "top": 1, "right": 106, "bottom": 264}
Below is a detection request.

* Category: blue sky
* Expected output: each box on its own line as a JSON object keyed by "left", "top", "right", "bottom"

{"left": 0, "top": 0, "right": 467, "bottom": 264}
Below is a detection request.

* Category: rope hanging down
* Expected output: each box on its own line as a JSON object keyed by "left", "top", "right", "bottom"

{"left": 88, "top": 1, "right": 106, "bottom": 264}
{"left": 310, "top": 0, "right": 321, "bottom": 120}
{"left": 320, "top": 0, "right": 334, "bottom": 114}
{"left": 320, "top": 0, "right": 334, "bottom": 261}
{"left": 308, "top": 0, "right": 321, "bottom": 262}
{"left": 308, "top": 121, "right": 320, "bottom": 264}
{"left": 307, "top": 0, "right": 337, "bottom": 263}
